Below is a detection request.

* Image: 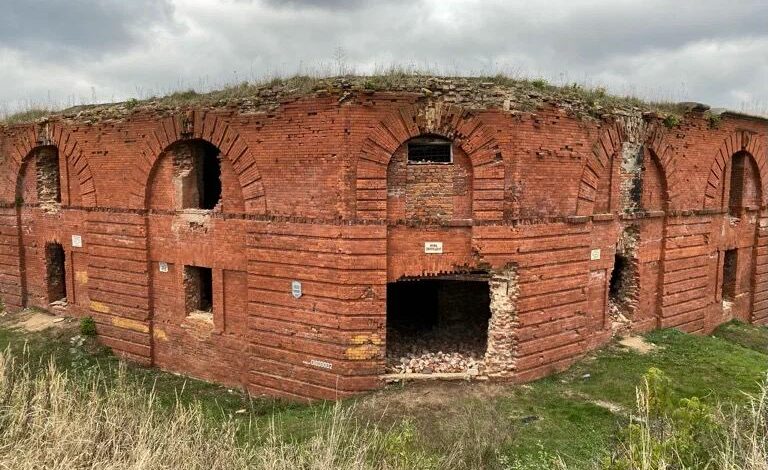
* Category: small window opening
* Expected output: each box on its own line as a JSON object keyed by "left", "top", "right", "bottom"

{"left": 386, "top": 276, "right": 490, "bottom": 375}
{"left": 184, "top": 266, "right": 213, "bottom": 320}
{"left": 728, "top": 153, "right": 746, "bottom": 216}
{"left": 722, "top": 249, "right": 737, "bottom": 302}
{"left": 45, "top": 243, "right": 66, "bottom": 305}
{"left": 35, "top": 147, "right": 61, "bottom": 205}
{"left": 176, "top": 141, "right": 222, "bottom": 210}
{"left": 407, "top": 137, "right": 452, "bottom": 164}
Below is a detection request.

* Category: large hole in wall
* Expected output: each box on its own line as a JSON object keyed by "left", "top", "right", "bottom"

{"left": 608, "top": 228, "right": 639, "bottom": 332}
{"left": 386, "top": 276, "right": 490, "bottom": 374}
{"left": 35, "top": 147, "right": 61, "bottom": 206}
{"left": 45, "top": 242, "right": 66, "bottom": 305}
{"left": 722, "top": 249, "right": 737, "bottom": 304}
{"left": 609, "top": 253, "right": 628, "bottom": 299}
{"left": 174, "top": 140, "right": 222, "bottom": 210}
{"left": 184, "top": 266, "right": 213, "bottom": 321}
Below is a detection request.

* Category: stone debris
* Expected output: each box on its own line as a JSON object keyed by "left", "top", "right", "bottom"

{"left": 49, "top": 298, "right": 68, "bottom": 313}
{"left": 609, "top": 299, "right": 632, "bottom": 336}
{"left": 386, "top": 325, "right": 486, "bottom": 375}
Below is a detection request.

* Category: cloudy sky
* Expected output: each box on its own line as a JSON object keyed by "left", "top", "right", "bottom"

{"left": 1, "top": 0, "right": 767, "bottom": 115}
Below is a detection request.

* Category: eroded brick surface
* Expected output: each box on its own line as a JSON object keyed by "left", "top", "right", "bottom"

{"left": 0, "top": 90, "right": 767, "bottom": 400}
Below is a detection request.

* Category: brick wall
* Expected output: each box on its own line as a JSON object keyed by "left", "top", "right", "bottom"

{"left": 0, "top": 93, "right": 767, "bottom": 400}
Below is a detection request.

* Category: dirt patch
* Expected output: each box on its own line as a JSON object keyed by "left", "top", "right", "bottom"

{"left": 618, "top": 335, "right": 657, "bottom": 354}
{"left": 358, "top": 380, "right": 510, "bottom": 419}
{"left": 1, "top": 310, "right": 71, "bottom": 333}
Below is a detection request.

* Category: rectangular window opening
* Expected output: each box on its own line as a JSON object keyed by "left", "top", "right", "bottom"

{"left": 722, "top": 249, "right": 737, "bottom": 303}
{"left": 407, "top": 138, "right": 452, "bottom": 164}
{"left": 45, "top": 243, "right": 67, "bottom": 305}
{"left": 386, "top": 276, "right": 490, "bottom": 375}
{"left": 184, "top": 266, "right": 213, "bottom": 320}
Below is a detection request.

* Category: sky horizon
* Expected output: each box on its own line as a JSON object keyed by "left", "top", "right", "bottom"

{"left": 1, "top": 0, "right": 766, "bottom": 116}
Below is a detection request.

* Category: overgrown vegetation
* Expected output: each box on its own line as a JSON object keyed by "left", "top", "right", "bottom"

{"left": 0, "top": 70, "right": 704, "bottom": 126}
{"left": 605, "top": 367, "right": 768, "bottom": 469}
{"left": 0, "top": 315, "right": 765, "bottom": 468}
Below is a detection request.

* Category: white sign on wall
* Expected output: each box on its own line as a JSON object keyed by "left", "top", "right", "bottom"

{"left": 158, "top": 262, "right": 169, "bottom": 273}
{"left": 71, "top": 235, "right": 82, "bottom": 248}
{"left": 590, "top": 248, "right": 601, "bottom": 261}
{"left": 291, "top": 280, "right": 302, "bottom": 299}
{"left": 424, "top": 242, "right": 443, "bottom": 254}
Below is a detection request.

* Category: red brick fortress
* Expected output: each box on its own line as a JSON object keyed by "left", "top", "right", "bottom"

{"left": 1, "top": 78, "right": 766, "bottom": 400}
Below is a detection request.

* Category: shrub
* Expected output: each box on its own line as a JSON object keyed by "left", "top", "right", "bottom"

{"left": 79, "top": 316, "right": 97, "bottom": 336}
{"left": 531, "top": 78, "right": 549, "bottom": 90}
{"left": 663, "top": 114, "right": 681, "bottom": 128}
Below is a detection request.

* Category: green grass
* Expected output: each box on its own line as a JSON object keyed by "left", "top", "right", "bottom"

{"left": 713, "top": 319, "right": 768, "bottom": 354}
{"left": 0, "top": 315, "right": 766, "bottom": 469}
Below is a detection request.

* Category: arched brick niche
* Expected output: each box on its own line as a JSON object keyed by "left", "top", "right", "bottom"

{"left": 386, "top": 136, "right": 473, "bottom": 223}
{"left": 355, "top": 103, "right": 505, "bottom": 222}
{"left": 145, "top": 139, "right": 246, "bottom": 213}
{"left": 644, "top": 124, "right": 682, "bottom": 210}
{"left": 7, "top": 123, "right": 97, "bottom": 207}
{"left": 132, "top": 113, "right": 266, "bottom": 214}
{"left": 575, "top": 121, "right": 624, "bottom": 215}
{"left": 575, "top": 121, "right": 681, "bottom": 215}
{"left": 642, "top": 147, "right": 670, "bottom": 211}
{"left": 704, "top": 130, "right": 767, "bottom": 210}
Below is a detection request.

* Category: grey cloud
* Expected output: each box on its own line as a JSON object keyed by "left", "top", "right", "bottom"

{"left": 258, "top": 0, "right": 409, "bottom": 10}
{"left": 0, "top": 0, "right": 177, "bottom": 58}
{"left": 0, "top": 0, "right": 766, "bottom": 114}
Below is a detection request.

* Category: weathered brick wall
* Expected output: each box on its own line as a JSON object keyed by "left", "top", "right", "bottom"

{"left": 0, "top": 91, "right": 766, "bottom": 400}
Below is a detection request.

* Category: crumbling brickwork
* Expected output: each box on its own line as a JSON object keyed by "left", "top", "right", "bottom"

{"left": 0, "top": 79, "right": 767, "bottom": 400}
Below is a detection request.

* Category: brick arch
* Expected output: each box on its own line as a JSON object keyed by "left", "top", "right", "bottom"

{"left": 355, "top": 103, "right": 505, "bottom": 221}
{"left": 131, "top": 113, "right": 266, "bottom": 213}
{"left": 704, "top": 130, "right": 767, "bottom": 209}
{"left": 575, "top": 121, "right": 683, "bottom": 215}
{"left": 645, "top": 123, "right": 683, "bottom": 209}
{"left": 6, "top": 123, "right": 97, "bottom": 206}
{"left": 575, "top": 121, "right": 625, "bottom": 215}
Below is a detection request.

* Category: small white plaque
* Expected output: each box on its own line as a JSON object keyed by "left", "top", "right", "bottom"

{"left": 291, "top": 280, "right": 302, "bottom": 299}
{"left": 590, "top": 248, "right": 601, "bottom": 261}
{"left": 424, "top": 242, "right": 443, "bottom": 254}
{"left": 71, "top": 235, "right": 82, "bottom": 248}
{"left": 158, "top": 262, "right": 169, "bottom": 273}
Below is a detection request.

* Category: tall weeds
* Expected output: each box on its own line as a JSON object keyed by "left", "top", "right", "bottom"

{"left": 605, "top": 368, "right": 768, "bottom": 470}
{"left": 0, "top": 349, "right": 454, "bottom": 469}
